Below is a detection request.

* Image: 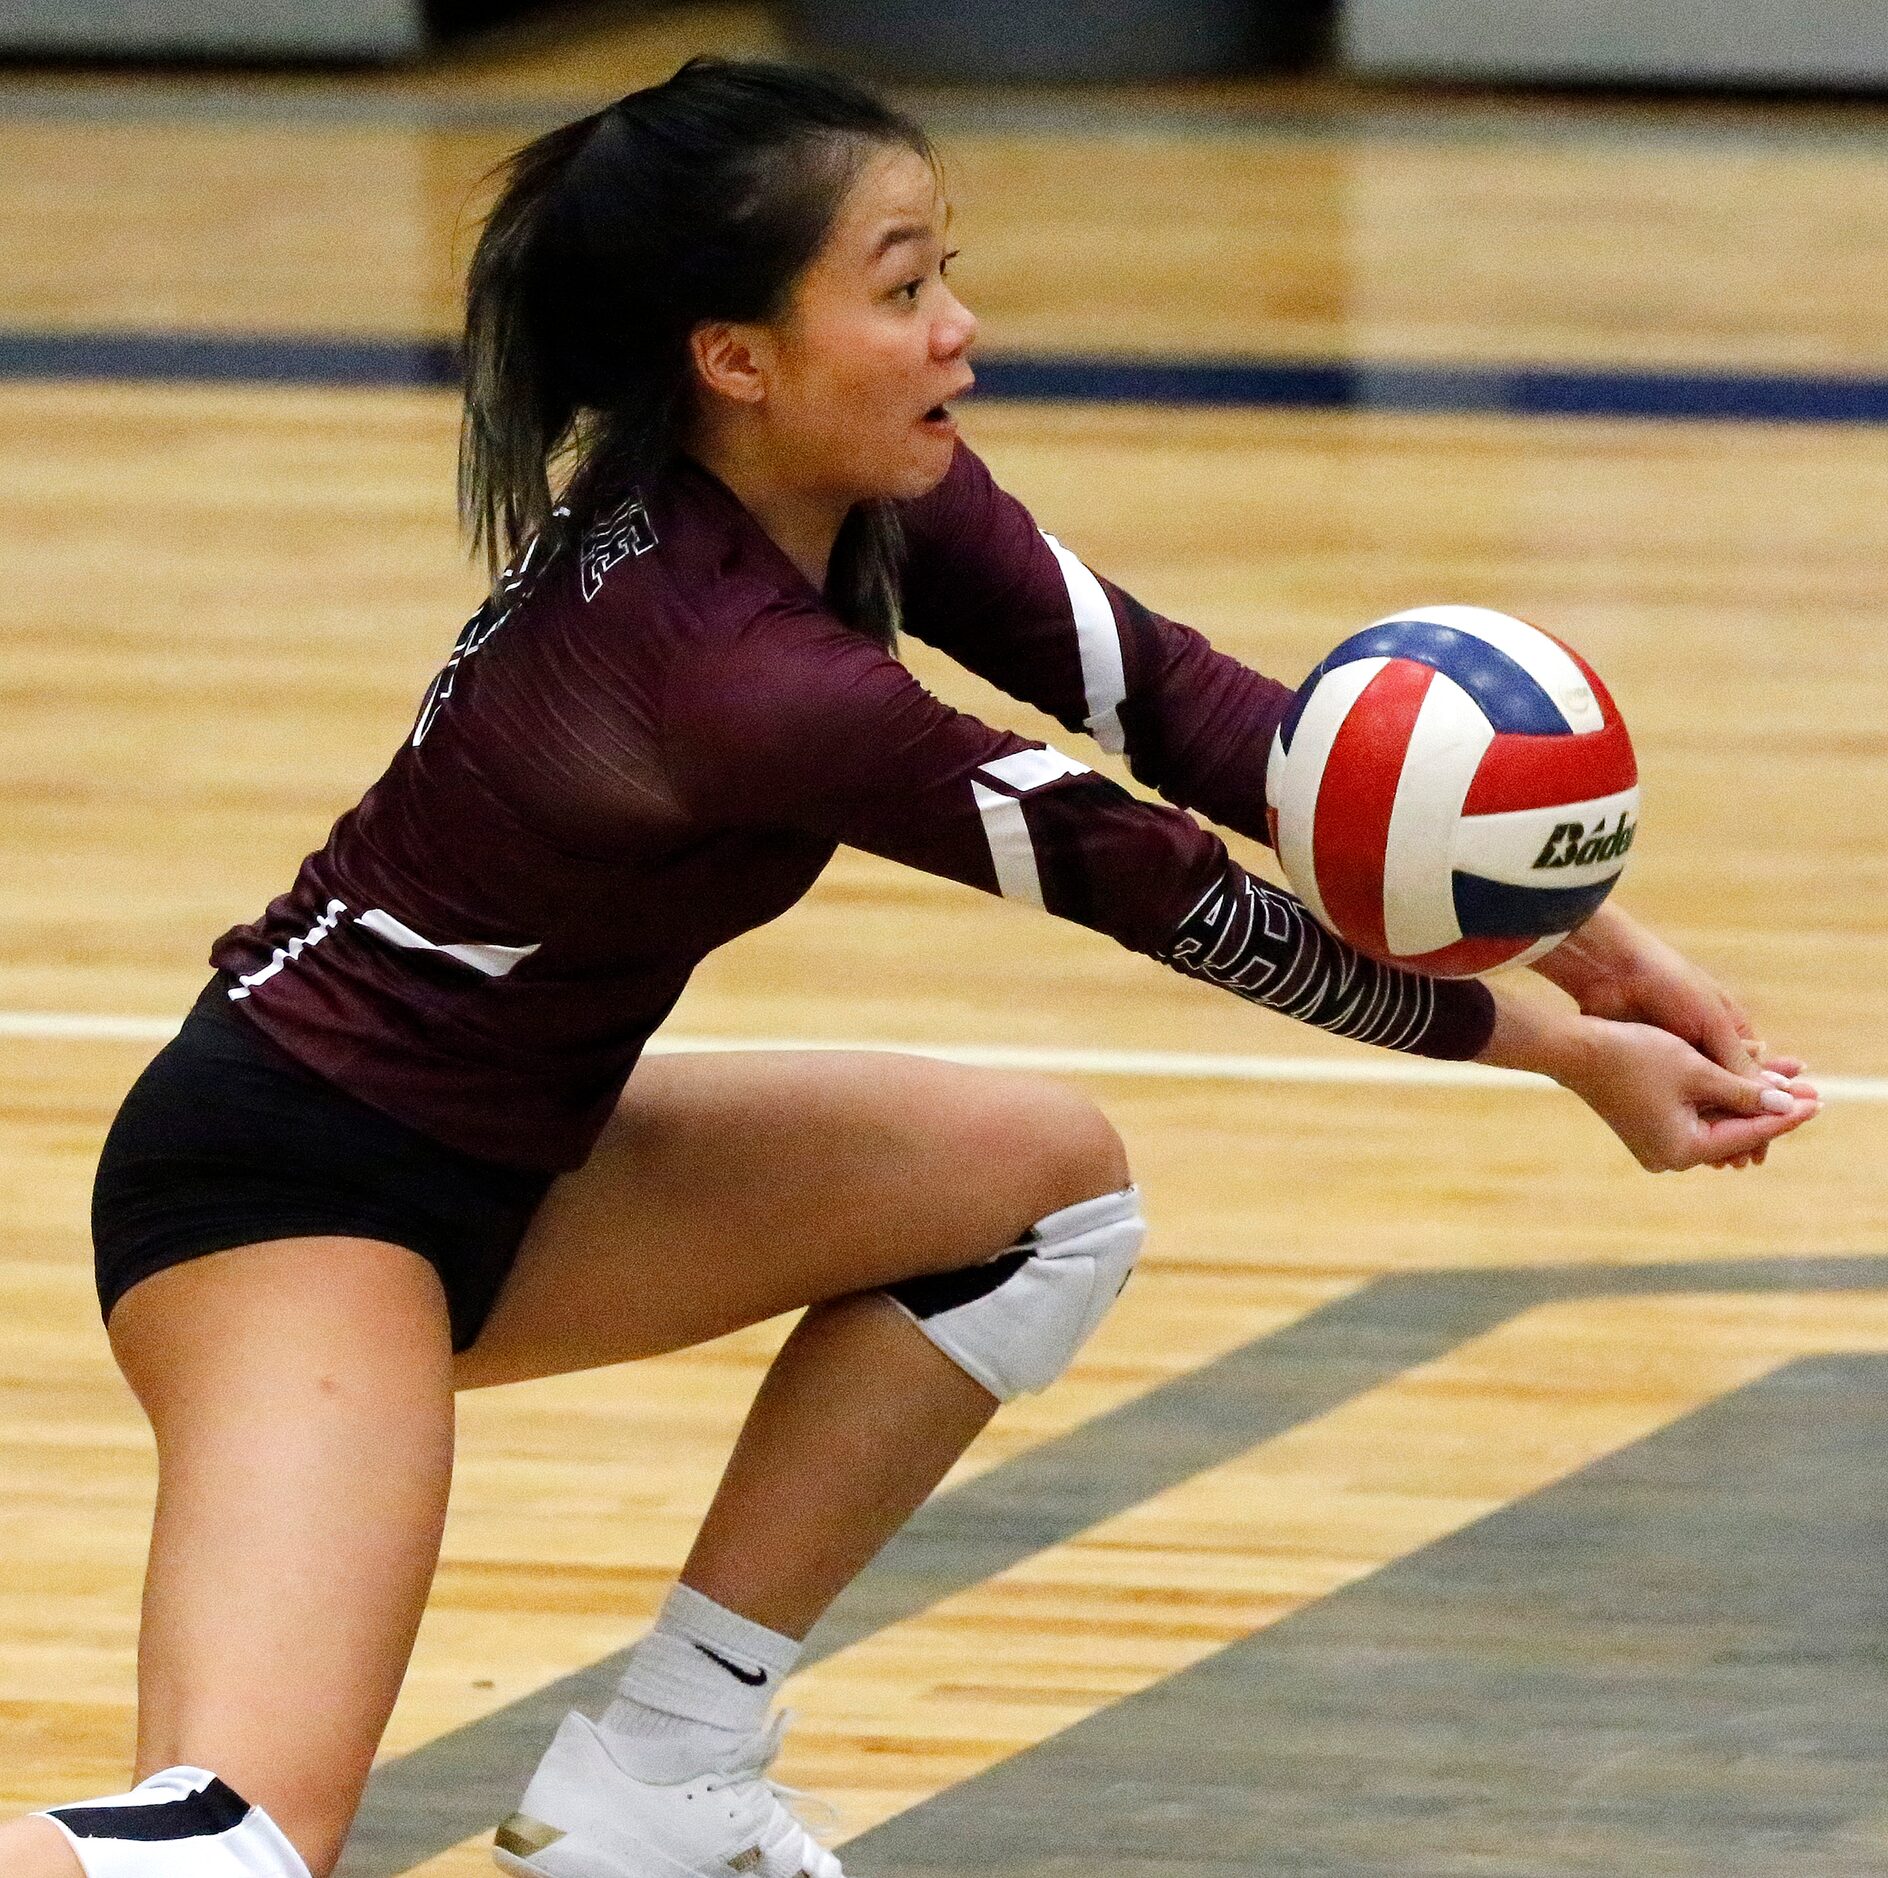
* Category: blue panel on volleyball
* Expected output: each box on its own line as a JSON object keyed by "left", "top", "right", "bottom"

{"left": 1451, "top": 871, "right": 1620, "bottom": 939}
{"left": 1309, "top": 620, "right": 1573, "bottom": 737}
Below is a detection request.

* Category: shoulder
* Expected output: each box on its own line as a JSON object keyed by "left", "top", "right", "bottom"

{"left": 664, "top": 597, "right": 954, "bottom": 823}
{"left": 669, "top": 596, "right": 914, "bottom": 740}
{"left": 895, "top": 435, "right": 1050, "bottom": 588}
{"left": 562, "top": 454, "right": 766, "bottom": 616}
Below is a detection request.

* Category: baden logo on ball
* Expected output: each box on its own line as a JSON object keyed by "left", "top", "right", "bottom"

{"left": 1264, "top": 605, "right": 1639, "bottom": 979}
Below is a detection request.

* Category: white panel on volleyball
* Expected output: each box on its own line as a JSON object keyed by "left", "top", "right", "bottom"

{"left": 1267, "top": 656, "right": 1388, "bottom": 935}
{"left": 1381, "top": 671, "right": 1494, "bottom": 957}
{"left": 1454, "top": 784, "right": 1641, "bottom": 886}
{"left": 1370, "top": 604, "right": 1605, "bottom": 733}
{"left": 1502, "top": 933, "right": 1574, "bottom": 971}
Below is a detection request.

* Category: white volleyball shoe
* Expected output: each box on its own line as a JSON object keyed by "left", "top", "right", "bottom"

{"left": 492, "top": 1708, "right": 844, "bottom": 1878}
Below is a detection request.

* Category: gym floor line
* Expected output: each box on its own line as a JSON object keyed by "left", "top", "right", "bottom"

{"left": 338, "top": 1253, "right": 1888, "bottom": 1875}
{"left": 5, "top": 1008, "right": 1882, "bottom": 1102}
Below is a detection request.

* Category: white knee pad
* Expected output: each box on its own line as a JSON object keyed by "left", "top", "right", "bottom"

{"left": 884, "top": 1184, "right": 1144, "bottom": 1401}
{"left": 38, "top": 1768, "right": 309, "bottom": 1878}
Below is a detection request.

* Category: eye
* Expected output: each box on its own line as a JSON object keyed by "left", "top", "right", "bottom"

{"left": 899, "top": 250, "right": 961, "bottom": 303}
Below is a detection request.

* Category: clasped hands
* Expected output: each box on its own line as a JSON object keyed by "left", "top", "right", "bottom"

{"left": 1481, "top": 901, "right": 1819, "bottom": 1172}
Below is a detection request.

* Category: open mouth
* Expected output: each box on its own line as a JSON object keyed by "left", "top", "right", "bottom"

{"left": 922, "top": 378, "right": 973, "bottom": 428}
{"left": 922, "top": 375, "right": 976, "bottom": 428}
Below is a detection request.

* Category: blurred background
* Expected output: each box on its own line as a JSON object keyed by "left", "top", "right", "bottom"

{"left": 3, "top": 7, "right": 1886, "bottom": 1878}
{"left": 9, "top": 0, "right": 1888, "bottom": 85}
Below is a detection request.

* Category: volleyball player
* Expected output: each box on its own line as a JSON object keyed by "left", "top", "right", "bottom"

{"left": 1, "top": 57, "right": 1817, "bottom": 1878}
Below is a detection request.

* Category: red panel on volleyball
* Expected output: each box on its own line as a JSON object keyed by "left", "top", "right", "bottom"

{"left": 1311, "top": 659, "right": 1434, "bottom": 962}
{"left": 1463, "top": 652, "right": 1635, "bottom": 816}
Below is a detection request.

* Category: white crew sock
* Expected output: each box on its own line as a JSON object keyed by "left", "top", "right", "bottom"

{"left": 600, "top": 1583, "right": 801, "bottom": 1777}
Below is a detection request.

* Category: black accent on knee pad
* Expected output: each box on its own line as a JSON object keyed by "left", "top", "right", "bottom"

{"left": 880, "top": 1186, "right": 1145, "bottom": 1401}
{"left": 40, "top": 1767, "right": 311, "bottom": 1878}
{"left": 884, "top": 1246, "right": 1030, "bottom": 1320}
{"left": 50, "top": 1779, "right": 251, "bottom": 1842}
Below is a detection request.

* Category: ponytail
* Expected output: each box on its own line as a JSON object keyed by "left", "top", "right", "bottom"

{"left": 458, "top": 112, "right": 595, "bottom": 578}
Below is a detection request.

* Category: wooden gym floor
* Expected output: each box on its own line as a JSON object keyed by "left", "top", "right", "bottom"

{"left": 1, "top": 7, "right": 1886, "bottom": 1874}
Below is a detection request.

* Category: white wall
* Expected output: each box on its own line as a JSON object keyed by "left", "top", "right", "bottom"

{"left": 0, "top": 0, "right": 425, "bottom": 58}
{"left": 1343, "top": 0, "right": 1888, "bottom": 87}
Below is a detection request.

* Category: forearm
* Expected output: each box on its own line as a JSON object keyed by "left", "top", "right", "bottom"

{"left": 1473, "top": 977, "right": 1593, "bottom": 1081}
{"left": 1529, "top": 899, "right": 1762, "bottom": 1073}
{"left": 1529, "top": 899, "right": 1645, "bottom": 1005}
{"left": 1109, "top": 591, "right": 1293, "bottom": 847}
{"left": 1155, "top": 861, "right": 1496, "bottom": 1059}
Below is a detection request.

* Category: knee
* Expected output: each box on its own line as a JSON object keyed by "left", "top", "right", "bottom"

{"left": 885, "top": 1177, "right": 1146, "bottom": 1401}
{"left": 1043, "top": 1085, "right": 1132, "bottom": 1207}
{"left": 873, "top": 1063, "right": 1142, "bottom": 1401}
{"left": 962, "top": 1072, "right": 1131, "bottom": 1221}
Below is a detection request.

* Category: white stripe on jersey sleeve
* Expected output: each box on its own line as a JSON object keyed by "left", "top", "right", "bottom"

{"left": 971, "top": 780, "right": 1046, "bottom": 908}
{"left": 979, "top": 746, "right": 1091, "bottom": 791}
{"left": 1040, "top": 532, "right": 1128, "bottom": 754}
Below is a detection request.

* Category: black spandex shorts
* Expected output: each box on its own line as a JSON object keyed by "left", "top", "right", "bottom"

{"left": 92, "top": 978, "right": 556, "bottom": 1352}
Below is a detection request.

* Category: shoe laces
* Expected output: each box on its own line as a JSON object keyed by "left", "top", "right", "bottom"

{"left": 702, "top": 1711, "right": 844, "bottom": 1865}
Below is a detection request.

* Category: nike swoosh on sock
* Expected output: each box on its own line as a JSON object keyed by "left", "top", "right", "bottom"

{"left": 691, "top": 1642, "right": 768, "bottom": 1687}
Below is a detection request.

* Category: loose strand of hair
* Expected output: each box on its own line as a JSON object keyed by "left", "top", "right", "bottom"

{"left": 457, "top": 113, "right": 599, "bottom": 578}
{"left": 830, "top": 501, "right": 908, "bottom": 648}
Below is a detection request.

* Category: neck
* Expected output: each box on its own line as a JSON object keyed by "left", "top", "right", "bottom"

{"left": 687, "top": 425, "right": 851, "bottom": 596}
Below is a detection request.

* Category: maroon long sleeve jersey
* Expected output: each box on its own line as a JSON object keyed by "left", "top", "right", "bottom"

{"left": 211, "top": 444, "right": 1496, "bottom": 1170}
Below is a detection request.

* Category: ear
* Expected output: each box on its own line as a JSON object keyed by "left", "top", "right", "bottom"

{"left": 689, "top": 320, "right": 773, "bottom": 407}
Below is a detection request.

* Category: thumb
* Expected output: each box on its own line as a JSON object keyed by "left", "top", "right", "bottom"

{"left": 1696, "top": 1103, "right": 1812, "bottom": 1165}
{"left": 1697, "top": 1059, "right": 1793, "bottom": 1117}
{"left": 1697, "top": 1006, "right": 1756, "bottom": 1076}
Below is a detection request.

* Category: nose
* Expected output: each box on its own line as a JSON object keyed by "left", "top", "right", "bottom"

{"left": 933, "top": 284, "right": 978, "bottom": 358}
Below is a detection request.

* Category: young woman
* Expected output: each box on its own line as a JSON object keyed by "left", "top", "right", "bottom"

{"left": 4, "top": 56, "right": 1816, "bottom": 1878}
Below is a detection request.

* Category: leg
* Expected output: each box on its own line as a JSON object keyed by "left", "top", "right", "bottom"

{"left": 464, "top": 1052, "right": 1135, "bottom": 1877}
{"left": 457, "top": 1048, "right": 1134, "bottom": 1633}
{"left": 678, "top": 1292, "right": 990, "bottom": 1635}
{"left": 0, "top": 1237, "right": 457, "bottom": 1878}
{"left": 0, "top": 1819, "right": 83, "bottom": 1878}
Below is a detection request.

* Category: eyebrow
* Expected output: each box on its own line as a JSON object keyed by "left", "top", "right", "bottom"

{"left": 871, "top": 221, "right": 936, "bottom": 262}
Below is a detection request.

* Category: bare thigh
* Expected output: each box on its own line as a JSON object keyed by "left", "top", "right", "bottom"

{"left": 106, "top": 1237, "right": 456, "bottom": 1878}
{"left": 455, "top": 1049, "right": 1129, "bottom": 1389}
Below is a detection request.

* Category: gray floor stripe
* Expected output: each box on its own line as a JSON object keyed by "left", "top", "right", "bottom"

{"left": 334, "top": 1252, "right": 1888, "bottom": 1875}
{"left": 847, "top": 1354, "right": 1888, "bottom": 1876}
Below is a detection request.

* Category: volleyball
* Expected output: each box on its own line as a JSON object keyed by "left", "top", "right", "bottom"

{"left": 1264, "top": 605, "right": 1639, "bottom": 978}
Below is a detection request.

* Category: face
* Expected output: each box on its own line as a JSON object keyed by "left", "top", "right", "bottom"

{"left": 707, "top": 144, "right": 978, "bottom": 505}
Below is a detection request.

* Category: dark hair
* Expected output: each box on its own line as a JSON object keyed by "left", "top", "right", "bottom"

{"left": 459, "top": 56, "right": 934, "bottom": 644}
